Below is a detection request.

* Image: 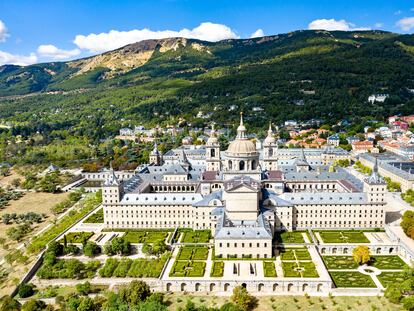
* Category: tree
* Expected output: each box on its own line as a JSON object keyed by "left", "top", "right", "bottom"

{"left": 402, "top": 296, "right": 414, "bottom": 311}
{"left": 110, "top": 237, "right": 131, "bottom": 255}
{"left": 152, "top": 240, "right": 167, "bottom": 256}
{"left": 142, "top": 243, "right": 152, "bottom": 256}
{"left": 220, "top": 303, "right": 243, "bottom": 311}
{"left": 76, "top": 281, "right": 91, "bottom": 295}
{"left": 0, "top": 296, "right": 21, "bottom": 311}
{"left": 83, "top": 241, "right": 100, "bottom": 257}
{"left": 47, "top": 241, "right": 63, "bottom": 256}
{"left": 118, "top": 280, "right": 151, "bottom": 306}
{"left": 21, "top": 299, "right": 46, "bottom": 311}
{"left": 77, "top": 297, "right": 95, "bottom": 311}
{"left": 401, "top": 211, "right": 414, "bottom": 239}
{"left": 385, "top": 285, "right": 403, "bottom": 303}
{"left": 18, "top": 283, "right": 35, "bottom": 298}
{"left": 231, "top": 286, "right": 257, "bottom": 311}
{"left": 352, "top": 245, "right": 371, "bottom": 265}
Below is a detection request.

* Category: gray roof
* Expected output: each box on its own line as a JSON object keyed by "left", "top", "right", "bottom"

{"left": 215, "top": 213, "right": 272, "bottom": 240}
{"left": 193, "top": 190, "right": 223, "bottom": 207}
{"left": 279, "top": 192, "right": 368, "bottom": 205}
{"left": 120, "top": 193, "right": 203, "bottom": 205}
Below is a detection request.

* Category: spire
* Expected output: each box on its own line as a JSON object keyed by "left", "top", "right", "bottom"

{"left": 206, "top": 123, "right": 218, "bottom": 146}
{"left": 367, "top": 157, "right": 385, "bottom": 184}
{"left": 236, "top": 112, "right": 247, "bottom": 139}
{"left": 264, "top": 121, "right": 276, "bottom": 145}
{"left": 104, "top": 162, "right": 120, "bottom": 186}
{"left": 151, "top": 141, "right": 159, "bottom": 155}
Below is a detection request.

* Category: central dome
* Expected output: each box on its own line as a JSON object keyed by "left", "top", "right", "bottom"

{"left": 227, "top": 139, "right": 257, "bottom": 155}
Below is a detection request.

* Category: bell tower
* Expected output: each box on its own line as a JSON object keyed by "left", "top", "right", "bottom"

{"left": 263, "top": 122, "right": 277, "bottom": 170}
{"left": 206, "top": 123, "right": 221, "bottom": 171}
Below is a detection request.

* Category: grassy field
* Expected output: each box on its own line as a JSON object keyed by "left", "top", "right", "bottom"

{"left": 164, "top": 294, "right": 403, "bottom": 311}
{"left": 181, "top": 230, "right": 211, "bottom": 243}
{"left": 0, "top": 191, "right": 69, "bottom": 297}
{"left": 84, "top": 208, "right": 104, "bottom": 223}
{"left": 123, "top": 231, "right": 169, "bottom": 243}
{"left": 369, "top": 256, "right": 409, "bottom": 270}
{"left": 377, "top": 272, "right": 407, "bottom": 288}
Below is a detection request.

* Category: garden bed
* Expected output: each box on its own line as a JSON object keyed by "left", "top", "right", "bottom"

{"left": 329, "top": 271, "right": 376, "bottom": 288}
{"left": 282, "top": 261, "right": 319, "bottom": 278}
{"left": 60, "top": 231, "right": 94, "bottom": 244}
{"left": 318, "top": 231, "right": 369, "bottom": 243}
{"left": 263, "top": 261, "right": 277, "bottom": 277}
{"left": 377, "top": 272, "right": 407, "bottom": 288}
{"left": 123, "top": 231, "right": 169, "bottom": 243}
{"left": 177, "top": 246, "right": 209, "bottom": 261}
{"left": 274, "top": 231, "right": 305, "bottom": 244}
{"left": 84, "top": 208, "right": 104, "bottom": 223}
{"left": 369, "top": 256, "right": 408, "bottom": 270}
{"left": 322, "top": 256, "right": 359, "bottom": 270}
{"left": 210, "top": 261, "right": 224, "bottom": 277}
{"left": 170, "top": 260, "right": 206, "bottom": 277}
{"left": 181, "top": 230, "right": 211, "bottom": 243}
{"left": 279, "top": 247, "right": 311, "bottom": 260}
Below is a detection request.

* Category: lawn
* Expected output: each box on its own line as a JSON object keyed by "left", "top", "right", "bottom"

{"left": 123, "top": 230, "right": 169, "bottom": 243}
{"left": 318, "top": 231, "right": 369, "bottom": 243}
{"left": 60, "top": 231, "right": 94, "bottom": 244}
{"left": 263, "top": 261, "right": 277, "bottom": 277}
{"left": 279, "top": 248, "right": 311, "bottom": 260}
{"left": 84, "top": 208, "right": 104, "bottom": 223}
{"left": 177, "top": 246, "right": 209, "bottom": 261}
{"left": 282, "top": 261, "right": 319, "bottom": 278}
{"left": 322, "top": 256, "right": 359, "bottom": 270}
{"left": 274, "top": 231, "right": 305, "bottom": 244}
{"left": 377, "top": 272, "right": 407, "bottom": 288}
{"left": 170, "top": 260, "right": 206, "bottom": 277}
{"left": 369, "top": 256, "right": 408, "bottom": 270}
{"left": 329, "top": 272, "right": 376, "bottom": 288}
{"left": 210, "top": 261, "right": 224, "bottom": 277}
{"left": 181, "top": 230, "right": 211, "bottom": 243}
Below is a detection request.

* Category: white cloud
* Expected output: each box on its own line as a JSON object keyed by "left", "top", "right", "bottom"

{"left": 0, "top": 20, "right": 9, "bottom": 42}
{"left": 37, "top": 44, "right": 81, "bottom": 60}
{"left": 73, "top": 22, "right": 239, "bottom": 53}
{"left": 250, "top": 29, "right": 265, "bottom": 38}
{"left": 0, "top": 50, "right": 37, "bottom": 66}
{"left": 396, "top": 17, "right": 414, "bottom": 31}
{"left": 308, "top": 18, "right": 370, "bottom": 31}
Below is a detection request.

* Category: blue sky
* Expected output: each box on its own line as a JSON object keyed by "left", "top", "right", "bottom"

{"left": 1, "top": 0, "right": 414, "bottom": 65}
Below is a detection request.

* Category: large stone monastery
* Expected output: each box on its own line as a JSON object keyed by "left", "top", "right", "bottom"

{"left": 100, "top": 114, "right": 386, "bottom": 259}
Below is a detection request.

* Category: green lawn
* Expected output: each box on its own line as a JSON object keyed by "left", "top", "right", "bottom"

{"left": 263, "top": 261, "right": 277, "bottom": 277}
{"left": 322, "top": 256, "right": 359, "bottom": 270}
{"left": 181, "top": 230, "right": 211, "bottom": 243}
{"left": 329, "top": 272, "right": 376, "bottom": 288}
{"left": 83, "top": 208, "right": 104, "bottom": 223}
{"left": 177, "top": 246, "right": 209, "bottom": 261}
{"left": 210, "top": 261, "right": 224, "bottom": 277}
{"left": 377, "top": 271, "right": 407, "bottom": 288}
{"left": 60, "top": 231, "right": 94, "bottom": 244}
{"left": 369, "top": 256, "right": 408, "bottom": 270}
{"left": 170, "top": 260, "right": 206, "bottom": 277}
{"left": 123, "top": 231, "right": 169, "bottom": 243}
{"left": 318, "top": 231, "right": 369, "bottom": 243}
{"left": 282, "top": 261, "right": 319, "bottom": 278}
{"left": 275, "top": 231, "right": 305, "bottom": 244}
{"left": 279, "top": 248, "right": 311, "bottom": 260}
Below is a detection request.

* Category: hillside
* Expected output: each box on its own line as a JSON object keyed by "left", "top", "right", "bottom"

{"left": 1, "top": 29, "right": 414, "bottom": 138}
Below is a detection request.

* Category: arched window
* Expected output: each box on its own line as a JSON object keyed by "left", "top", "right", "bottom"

{"left": 269, "top": 148, "right": 273, "bottom": 157}
{"left": 229, "top": 160, "right": 233, "bottom": 170}
{"left": 239, "top": 160, "right": 245, "bottom": 171}
{"left": 211, "top": 149, "right": 216, "bottom": 158}
{"left": 252, "top": 160, "right": 257, "bottom": 170}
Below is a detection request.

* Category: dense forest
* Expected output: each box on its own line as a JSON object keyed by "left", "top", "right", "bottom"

{"left": 1, "top": 30, "right": 414, "bottom": 166}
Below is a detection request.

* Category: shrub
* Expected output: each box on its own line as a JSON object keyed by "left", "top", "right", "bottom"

{"left": 18, "top": 283, "right": 35, "bottom": 298}
{"left": 353, "top": 245, "right": 371, "bottom": 265}
{"left": 83, "top": 241, "right": 100, "bottom": 257}
{"left": 231, "top": 285, "right": 257, "bottom": 311}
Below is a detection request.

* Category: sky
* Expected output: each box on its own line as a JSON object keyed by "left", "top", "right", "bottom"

{"left": 1, "top": 0, "right": 414, "bottom": 66}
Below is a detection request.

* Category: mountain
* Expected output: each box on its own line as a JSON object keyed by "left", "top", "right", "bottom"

{"left": 1, "top": 30, "right": 414, "bottom": 137}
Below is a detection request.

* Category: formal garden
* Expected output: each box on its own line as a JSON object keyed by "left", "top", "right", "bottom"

{"left": 177, "top": 246, "right": 209, "bottom": 261}
{"left": 263, "top": 261, "right": 277, "bottom": 277}
{"left": 281, "top": 261, "right": 319, "bottom": 278}
{"left": 377, "top": 271, "right": 407, "bottom": 288}
{"left": 279, "top": 247, "right": 311, "bottom": 260}
{"left": 169, "top": 260, "right": 206, "bottom": 277}
{"left": 98, "top": 254, "right": 170, "bottom": 278}
{"left": 83, "top": 208, "right": 104, "bottom": 223}
{"left": 317, "top": 231, "right": 370, "bottom": 243}
{"left": 60, "top": 231, "right": 94, "bottom": 244}
{"left": 180, "top": 230, "right": 211, "bottom": 243}
{"left": 122, "top": 230, "right": 170, "bottom": 244}
{"left": 330, "top": 271, "right": 376, "bottom": 288}
{"left": 210, "top": 261, "right": 224, "bottom": 277}
{"left": 274, "top": 231, "right": 307, "bottom": 243}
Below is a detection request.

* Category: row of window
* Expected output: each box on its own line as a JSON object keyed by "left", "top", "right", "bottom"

{"left": 218, "top": 242, "right": 268, "bottom": 248}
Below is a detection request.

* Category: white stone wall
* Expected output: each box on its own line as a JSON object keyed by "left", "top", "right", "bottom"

{"left": 214, "top": 238, "right": 272, "bottom": 259}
